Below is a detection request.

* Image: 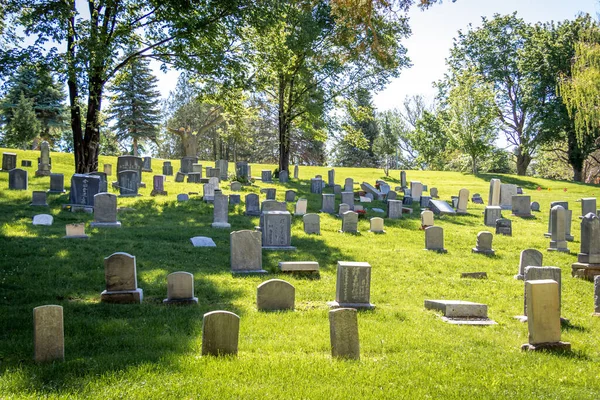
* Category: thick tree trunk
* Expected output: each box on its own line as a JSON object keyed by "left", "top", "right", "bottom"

{"left": 516, "top": 153, "right": 531, "bottom": 176}
{"left": 573, "top": 167, "right": 583, "bottom": 182}
{"left": 133, "top": 137, "right": 138, "bottom": 157}
{"left": 278, "top": 75, "right": 290, "bottom": 173}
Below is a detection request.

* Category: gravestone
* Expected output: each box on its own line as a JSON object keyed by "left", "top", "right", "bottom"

{"left": 262, "top": 211, "right": 295, "bottom": 250}
{"left": 430, "top": 187, "right": 438, "bottom": 198}
{"left": 235, "top": 161, "right": 249, "bottom": 179}
{"left": 192, "top": 163, "right": 203, "bottom": 174}
{"left": 420, "top": 195, "right": 432, "bottom": 208}
{"left": 175, "top": 171, "right": 185, "bottom": 182}
{"left": 425, "top": 226, "right": 447, "bottom": 253}
{"left": 500, "top": 184, "right": 518, "bottom": 210}
{"left": 104, "top": 164, "right": 112, "bottom": 176}
{"left": 207, "top": 167, "right": 220, "bottom": 181}
{"left": 230, "top": 181, "right": 242, "bottom": 191}
{"left": 212, "top": 194, "right": 231, "bottom": 229}
{"left": 257, "top": 279, "right": 295, "bottom": 311}
{"left": 517, "top": 187, "right": 523, "bottom": 194}
{"left": 201, "top": 311, "right": 240, "bottom": 356}
{"left": 328, "top": 261, "right": 374, "bottom": 309}
{"left": 387, "top": 191, "right": 397, "bottom": 201}
{"left": 321, "top": 194, "right": 335, "bottom": 213}
{"left": 361, "top": 182, "right": 383, "bottom": 200}
{"left": 456, "top": 188, "right": 469, "bottom": 214}
{"left": 344, "top": 178, "right": 354, "bottom": 192}
{"left": 378, "top": 181, "right": 391, "bottom": 195}
{"left": 484, "top": 206, "right": 502, "bottom": 227}
{"left": 33, "top": 305, "right": 64, "bottom": 363}
{"left": 341, "top": 192, "right": 355, "bottom": 210}
{"left": 229, "top": 194, "right": 241, "bottom": 205}
{"left": 279, "top": 170, "right": 289, "bottom": 183}
{"left": 244, "top": 194, "right": 260, "bottom": 216}
{"left": 63, "top": 223, "right": 88, "bottom": 239}
{"left": 340, "top": 211, "right": 359, "bottom": 233}
{"left": 495, "top": 218, "right": 512, "bottom": 236}
{"left": 8, "top": 168, "right": 27, "bottom": 190}
{"left": 294, "top": 198, "right": 308, "bottom": 216}
{"left": 279, "top": 261, "right": 319, "bottom": 272}
{"left": 163, "top": 272, "right": 198, "bottom": 305}
{"left": 261, "top": 170, "right": 272, "bottom": 182}
{"left": 421, "top": 210, "right": 434, "bottom": 228}
{"left": 488, "top": 178, "right": 501, "bottom": 206}
{"left": 91, "top": 193, "right": 121, "bottom": 228}
{"left": 303, "top": 213, "right": 320, "bottom": 234}
{"left": 310, "top": 178, "right": 323, "bottom": 194}
{"left": 48, "top": 173, "right": 65, "bottom": 194}
{"left": 402, "top": 195, "right": 413, "bottom": 206}
{"left": 472, "top": 231, "right": 494, "bottom": 255}
{"left": 512, "top": 195, "right": 533, "bottom": 217}
{"left": 548, "top": 205, "right": 569, "bottom": 252}
{"left": 261, "top": 188, "right": 276, "bottom": 200}
{"left": 328, "top": 169, "right": 335, "bottom": 187}
{"left": 31, "top": 191, "right": 48, "bottom": 206}
{"left": 472, "top": 193, "right": 484, "bottom": 204}
{"left": 216, "top": 159, "right": 228, "bottom": 180}
{"left": 203, "top": 182, "right": 216, "bottom": 202}
{"left": 400, "top": 171, "right": 407, "bottom": 188}
{"left": 545, "top": 201, "right": 573, "bottom": 241}
{"left": 151, "top": 175, "right": 167, "bottom": 196}
{"left": 387, "top": 200, "right": 403, "bottom": 219}
{"left": 142, "top": 156, "right": 152, "bottom": 172}
{"left": 190, "top": 236, "right": 216, "bottom": 247}
{"left": 424, "top": 300, "right": 489, "bottom": 319}
{"left": 595, "top": 276, "right": 600, "bottom": 315}
{"left": 177, "top": 193, "right": 189, "bottom": 202}
{"left": 118, "top": 170, "right": 139, "bottom": 196}
{"left": 571, "top": 213, "right": 600, "bottom": 280}
{"left": 116, "top": 156, "right": 143, "bottom": 186}
{"left": 180, "top": 156, "right": 198, "bottom": 174}
{"left": 515, "top": 249, "right": 543, "bottom": 280}
{"left": 369, "top": 217, "right": 385, "bottom": 233}
{"left": 338, "top": 203, "right": 350, "bottom": 216}
{"left": 162, "top": 161, "right": 173, "bottom": 176}
{"left": 69, "top": 174, "right": 101, "bottom": 208}
{"left": 429, "top": 200, "right": 456, "bottom": 216}
{"left": 410, "top": 181, "right": 423, "bottom": 201}
{"left": 100, "top": 252, "right": 143, "bottom": 304}
{"left": 35, "top": 140, "right": 52, "bottom": 176}
{"left": 293, "top": 164, "right": 299, "bottom": 179}
{"left": 334, "top": 185, "right": 342, "bottom": 195}
{"left": 21, "top": 160, "right": 32, "bottom": 167}
{"left": 1, "top": 152, "right": 17, "bottom": 171}
{"left": 329, "top": 308, "right": 360, "bottom": 360}
{"left": 581, "top": 198, "right": 597, "bottom": 218}
{"left": 523, "top": 267, "right": 562, "bottom": 317}
{"left": 451, "top": 196, "right": 459, "bottom": 209}
{"left": 531, "top": 201, "right": 540, "bottom": 212}
{"left": 89, "top": 171, "right": 108, "bottom": 193}
{"left": 260, "top": 199, "right": 286, "bottom": 213}
{"left": 32, "top": 214, "right": 53, "bottom": 226}
{"left": 230, "top": 230, "right": 266, "bottom": 274}
{"left": 285, "top": 190, "right": 296, "bottom": 202}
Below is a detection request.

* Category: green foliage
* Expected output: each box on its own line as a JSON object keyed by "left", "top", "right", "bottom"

{"left": 413, "top": 110, "right": 450, "bottom": 170}
{"left": 1, "top": 92, "right": 40, "bottom": 148}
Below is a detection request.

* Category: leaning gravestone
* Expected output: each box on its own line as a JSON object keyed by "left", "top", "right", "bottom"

{"left": 69, "top": 174, "right": 101, "bottom": 208}
{"left": 33, "top": 214, "right": 53, "bottom": 226}
{"left": 163, "top": 271, "right": 198, "bottom": 305}
{"left": 328, "top": 261, "right": 374, "bottom": 309}
{"left": 100, "top": 252, "right": 143, "bottom": 304}
{"left": 512, "top": 195, "right": 533, "bottom": 217}
{"left": 279, "top": 170, "right": 289, "bottom": 183}
{"left": 175, "top": 172, "right": 185, "bottom": 182}
{"left": 571, "top": 213, "right": 600, "bottom": 280}
{"left": 472, "top": 231, "right": 494, "bottom": 255}
{"left": 285, "top": 190, "right": 296, "bottom": 202}
{"left": 2, "top": 152, "right": 17, "bottom": 171}
{"left": 303, "top": 213, "right": 320, "bottom": 235}
{"left": 484, "top": 206, "right": 502, "bottom": 227}
{"left": 387, "top": 200, "right": 403, "bottom": 219}
{"left": 429, "top": 200, "right": 456, "bottom": 216}
{"left": 31, "top": 191, "right": 48, "bottom": 207}
{"left": 142, "top": 156, "right": 152, "bottom": 172}
{"left": 245, "top": 193, "right": 260, "bottom": 216}
{"left": 369, "top": 217, "right": 385, "bottom": 233}
{"left": 257, "top": 279, "right": 295, "bottom": 311}
{"left": 35, "top": 140, "right": 52, "bottom": 176}
{"left": 310, "top": 178, "right": 323, "bottom": 194}
{"left": 515, "top": 249, "right": 543, "bottom": 280}
{"left": 212, "top": 194, "right": 231, "bottom": 229}
{"left": 548, "top": 205, "right": 569, "bottom": 252}
{"left": 48, "top": 173, "right": 65, "bottom": 194}
{"left": 294, "top": 198, "right": 308, "bottom": 216}
{"left": 425, "top": 226, "right": 447, "bottom": 253}
{"left": 495, "top": 218, "right": 512, "bottom": 236}
{"left": 340, "top": 211, "right": 359, "bottom": 233}
{"left": 262, "top": 211, "right": 295, "bottom": 250}
{"left": 321, "top": 194, "right": 335, "bottom": 213}
{"left": 118, "top": 170, "right": 139, "bottom": 196}
{"left": 329, "top": 308, "right": 360, "bottom": 360}
{"left": 33, "top": 305, "right": 64, "bottom": 363}
{"left": 230, "top": 230, "right": 266, "bottom": 274}
{"left": 201, "top": 311, "right": 240, "bottom": 356}
{"left": 8, "top": 168, "right": 27, "bottom": 190}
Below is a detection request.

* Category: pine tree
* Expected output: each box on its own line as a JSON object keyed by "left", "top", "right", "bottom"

{"left": 107, "top": 51, "right": 161, "bottom": 157}
{"left": 2, "top": 92, "right": 41, "bottom": 148}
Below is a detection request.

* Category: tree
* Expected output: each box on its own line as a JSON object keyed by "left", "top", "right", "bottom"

{"left": 373, "top": 114, "right": 399, "bottom": 176}
{"left": 107, "top": 49, "right": 161, "bottom": 157}
{"left": 2, "top": 92, "right": 40, "bottom": 148}
{"left": 413, "top": 110, "right": 449, "bottom": 170}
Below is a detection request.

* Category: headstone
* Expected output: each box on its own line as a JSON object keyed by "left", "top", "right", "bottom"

{"left": 344, "top": 178, "right": 354, "bottom": 192}
{"left": 545, "top": 201, "right": 573, "bottom": 241}
{"left": 230, "top": 230, "right": 266, "bottom": 274}
{"left": 328, "top": 169, "right": 335, "bottom": 187}
{"left": 31, "top": 191, "right": 48, "bottom": 206}
{"left": 400, "top": 171, "right": 407, "bottom": 188}
{"left": 429, "top": 200, "right": 456, "bottom": 216}
{"left": 595, "top": 276, "right": 600, "bottom": 315}
{"left": 387, "top": 200, "right": 403, "bottom": 219}
{"left": 261, "top": 188, "right": 276, "bottom": 200}
{"left": 64, "top": 223, "right": 88, "bottom": 239}
{"left": 162, "top": 161, "right": 173, "bottom": 176}
{"left": 32, "top": 214, "right": 53, "bottom": 226}
{"left": 117, "top": 170, "right": 139, "bottom": 197}
{"left": 472, "top": 193, "right": 484, "bottom": 204}
{"left": 206, "top": 167, "right": 220, "bottom": 181}
{"left": 303, "top": 213, "right": 320, "bottom": 234}
{"left": 21, "top": 160, "right": 32, "bottom": 167}
{"left": 216, "top": 159, "right": 228, "bottom": 180}
{"left": 430, "top": 187, "right": 438, "bottom": 198}
{"left": 334, "top": 184, "right": 342, "bottom": 195}
{"left": 581, "top": 198, "right": 597, "bottom": 217}
{"left": 35, "top": 140, "right": 52, "bottom": 176}
{"left": 421, "top": 210, "right": 434, "bottom": 228}
{"left": 190, "top": 236, "right": 217, "bottom": 247}
{"left": 279, "top": 261, "right": 320, "bottom": 272}
{"left": 89, "top": 171, "right": 108, "bottom": 193}
{"left": 310, "top": 178, "right": 323, "bottom": 194}
{"left": 116, "top": 156, "right": 143, "bottom": 186}
{"left": 484, "top": 206, "right": 502, "bottom": 227}
{"left": 531, "top": 201, "right": 540, "bottom": 212}
{"left": 203, "top": 182, "right": 216, "bottom": 202}
{"left": 212, "top": 194, "right": 231, "bottom": 228}
{"left": 371, "top": 207, "right": 385, "bottom": 213}
{"left": 244, "top": 194, "right": 260, "bottom": 216}
{"left": 369, "top": 217, "right": 385, "bottom": 233}
{"left": 48, "top": 173, "right": 65, "bottom": 194}
{"left": 360, "top": 195, "right": 371, "bottom": 203}
{"left": 229, "top": 194, "right": 241, "bottom": 205}
{"left": 201, "top": 311, "right": 240, "bottom": 356}
{"left": 321, "top": 194, "right": 335, "bottom": 213}
{"left": 180, "top": 156, "right": 198, "bottom": 174}
{"left": 328, "top": 261, "right": 374, "bottom": 309}
{"left": 329, "top": 308, "right": 360, "bottom": 360}
{"left": 378, "top": 182, "right": 390, "bottom": 196}
{"left": 69, "top": 174, "right": 101, "bottom": 207}
{"left": 361, "top": 182, "right": 383, "bottom": 200}
{"left": 495, "top": 218, "right": 512, "bottom": 236}
{"left": 456, "top": 188, "right": 469, "bottom": 214}
{"left": 257, "top": 279, "right": 295, "bottom": 311}
{"left": 571, "top": 213, "right": 600, "bottom": 280}
{"left": 340, "top": 211, "right": 359, "bottom": 233}
{"left": 425, "top": 226, "right": 447, "bottom": 253}
{"left": 104, "top": 164, "right": 112, "bottom": 176}
{"left": 151, "top": 175, "right": 167, "bottom": 196}
{"left": 262, "top": 211, "right": 295, "bottom": 250}
{"left": 500, "top": 184, "right": 518, "bottom": 210}
{"left": 177, "top": 193, "right": 189, "bottom": 202}
{"left": 260, "top": 199, "right": 286, "bottom": 213}
{"left": 1, "top": 152, "right": 17, "bottom": 171}
{"left": 472, "top": 231, "right": 494, "bottom": 255}
{"left": 424, "top": 300, "right": 488, "bottom": 318}
{"left": 294, "top": 198, "right": 308, "bottom": 216}
{"left": 523, "top": 267, "right": 562, "bottom": 317}
{"left": 451, "top": 196, "right": 459, "bottom": 208}
{"left": 512, "top": 195, "right": 532, "bottom": 217}
{"left": 8, "top": 168, "right": 27, "bottom": 190}
{"left": 387, "top": 191, "right": 397, "bottom": 201}
{"left": 261, "top": 170, "right": 272, "bottom": 182}
{"left": 338, "top": 203, "right": 350, "bottom": 216}
{"left": 517, "top": 187, "right": 523, "bottom": 194}
{"left": 410, "top": 181, "right": 423, "bottom": 201}
{"left": 235, "top": 161, "right": 249, "bottom": 179}
{"left": 548, "top": 205, "right": 569, "bottom": 252}
{"left": 402, "top": 195, "right": 413, "bottom": 206}
{"left": 420, "top": 195, "right": 432, "bottom": 208}
{"left": 488, "top": 178, "right": 501, "bottom": 206}
{"left": 175, "top": 171, "right": 185, "bottom": 182}
{"left": 142, "top": 156, "right": 152, "bottom": 172}
{"left": 293, "top": 164, "right": 299, "bottom": 179}
{"left": 192, "top": 163, "right": 203, "bottom": 174}
{"left": 279, "top": 170, "right": 289, "bottom": 183}
{"left": 284, "top": 190, "right": 296, "bottom": 202}
{"left": 100, "top": 252, "right": 143, "bottom": 304}
{"left": 515, "top": 249, "right": 543, "bottom": 280}
{"left": 230, "top": 181, "right": 242, "bottom": 191}
{"left": 163, "top": 272, "right": 198, "bottom": 305}
{"left": 33, "top": 305, "right": 64, "bottom": 363}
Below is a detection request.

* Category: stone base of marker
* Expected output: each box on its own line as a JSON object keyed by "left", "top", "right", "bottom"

{"left": 263, "top": 245, "right": 296, "bottom": 251}
{"left": 472, "top": 247, "right": 495, "bottom": 255}
{"left": 548, "top": 240, "right": 569, "bottom": 252}
{"left": 163, "top": 297, "right": 198, "bottom": 305}
{"left": 211, "top": 222, "right": 231, "bottom": 229}
{"left": 521, "top": 342, "right": 571, "bottom": 352}
{"left": 279, "top": 261, "right": 319, "bottom": 273}
{"left": 233, "top": 269, "right": 268, "bottom": 275}
{"left": 424, "top": 299, "right": 497, "bottom": 325}
{"left": 327, "top": 301, "right": 375, "bottom": 310}
{"left": 150, "top": 190, "right": 168, "bottom": 196}
{"left": 91, "top": 221, "right": 122, "bottom": 228}
{"left": 100, "top": 288, "right": 143, "bottom": 304}
{"left": 571, "top": 264, "right": 600, "bottom": 281}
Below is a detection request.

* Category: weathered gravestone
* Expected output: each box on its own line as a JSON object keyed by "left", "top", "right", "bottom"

{"left": 334, "top": 184, "right": 342, "bottom": 195}
{"left": 35, "top": 140, "right": 52, "bottom": 176}
{"left": 425, "top": 226, "right": 447, "bottom": 253}
{"left": 429, "top": 200, "right": 456, "bottom": 216}
{"left": 229, "top": 194, "right": 241, "bottom": 205}
{"left": 100, "top": 252, "right": 143, "bottom": 304}
{"left": 548, "top": 205, "right": 569, "bottom": 252}
{"left": 581, "top": 198, "right": 597, "bottom": 218}
{"left": 329, "top": 308, "right": 360, "bottom": 360}
{"left": 410, "top": 181, "right": 423, "bottom": 201}
{"left": 515, "top": 249, "right": 543, "bottom": 280}
{"left": 261, "top": 170, "right": 272, "bottom": 182}
{"left": 500, "top": 184, "right": 518, "bottom": 210}
{"left": 495, "top": 218, "right": 512, "bottom": 236}
{"left": 279, "top": 261, "right": 319, "bottom": 272}
{"left": 512, "top": 195, "right": 533, "bottom": 217}
{"left": 340, "top": 211, "right": 359, "bottom": 233}
{"left": 456, "top": 188, "right": 469, "bottom": 214}
{"left": 285, "top": 190, "right": 296, "bottom": 202}
{"left": 344, "top": 178, "right": 354, "bottom": 192}
{"left": 203, "top": 182, "right": 216, "bottom": 202}
{"left": 33, "top": 305, "right": 64, "bottom": 363}
{"left": 192, "top": 163, "right": 203, "bottom": 174}
{"left": 260, "top": 200, "right": 286, "bottom": 213}
{"left": 341, "top": 192, "right": 355, "bottom": 210}
{"left": 421, "top": 210, "right": 434, "bottom": 229}
{"left": 472, "top": 193, "right": 484, "bottom": 204}
{"left": 201, "top": 311, "right": 240, "bottom": 356}
{"left": 294, "top": 198, "right": 307, "bottom": 216}
{"left": 387, "top": 191, "right": 397, "bottom": 201}
{"left": 400, "top": 170, "right": 407, "bottom": 188}
{"left": 293, "top": 164, "right": 299, "bottom": 179}
{"left": 63, "top": 223, "right": 88, "bottom": 239}
{"left": 245, "top": 194, "right": 261, "bottom": 216}
{"left": 177, "top": 193, "right": 189, "bottom": 202}
{"left": 89, "top": 171, "right": 108, "bottom": 193}
{"left": 162, "top": 161, "right": 173, "bottom": 176}
{"left": 310, "top": 178, "right": 323, "bottom": 194}
{"left": 430, "top": 187, "right": 438, "bottom": 198}
{"left": 571, "top": 213, "right": 600, "bottom": 280}
{"left": 216, "top": 160, "right": 228, "bottom": 180}
{"left": 48, "top": 173, "right": 65, "bottom": 194}
{"left": 338, "top": 203, "right": 350, "bottom": 216}
{"left": 118, "top": 170, "right": 139, "bottom": 197}
{"left": 420, "top": 195, "right": 432, "bottom": 208}
{"left": 488, "top": 178, "right": 501, "bottom": 206}
{"left": 211, "top": 194, "right": 231, "bottom": 229}
{"left": 328, "top": 169, "right": 335, "bottom": 187}
{"left": 151, "top": 175, "right": 167, "bottom": 196}
{"left": 261, "top": 188, "right": 276, "bottom": 200}
{"left": 531, "top": 201, "right": 540, "bottom": 212}
{"left": 31, "top": 191, "right": 48, "bottom": 207}
{"left": 472, "top": 231, "right": 494, "bottom": 255}
{"left": 387, "top": 200, "right": 403, "bottom": 219}
{"left": 262, "top": 211, "right": 295, "bottom": 250}
{"left": 257, "top": 279, "right": 295, "bottom": 311}
{"left": 2, "top": 152, "right": 17, "bottom": 171}
{"left": 303, "top": 213, "right": 320, "bottom": 235}
{"left": 190, "top": 236, "right": 217, "bottom": 247}
{"left": 175, "top": 171, "right": 185, "bottom": 182}
{"left": 32, "top": 214, "right": 53, "bottom": 226}
{"left": 163, "top": 272, "right": 198, "bottom": 305}
{"left": 545, "top": 201, "right": 574, "bottom": 241}
{"left": 361, "top": 182, "right": 383, "bottom": 200}
{"left": 8, "top": 168, "right": 27, "bottom": 190}
{"left": 103, "top": 164, "right": 112, "bottom": 176}
{"left": 321, "top": 194, "right": 335, "bottom": 214}
{"left": 369, "top": 217, "right": 385, "bottom": 233}
{"left": 117, "top": 156, "right": 143, "bottom": 187}
{"left": 328, "top": 261, "right": 374, "bottom": 309}
{"left": 235, "top": 161, "right": 249, "bottom": 179}
{"left": 69, "top": 174, "right": 101, "bottom": 208}
{"left": 522, "top": 267, "right": 562, "bottom": 319}
{"left": 142, "top": 156, "right": 152, "bottom": 172}
{"left": 279, "top": 170, "right": 289, "bottom": 183}
{"left": 230, "top": 230, "right": 266, "bottom": 274}
{"left": 484, "top": 206, "right": 502, "bottom": 227}
{"left": 180, "top": 156, "right": 198, "bottom": 174}
{"left": 230, "top": 181, "right": 242, "bottom": 191}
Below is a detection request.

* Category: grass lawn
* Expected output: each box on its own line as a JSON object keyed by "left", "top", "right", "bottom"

{"left": 1, "top": 147, "right": 600, "bottom": 399}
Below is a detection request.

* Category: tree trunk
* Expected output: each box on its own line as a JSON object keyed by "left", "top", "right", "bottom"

{"left": 516, "top": 153, "right": 531, "bottom": 176}
{"left": 472, "top": 155, "right": 477, "bottom": 175}
{"left": 573, "top": 166, "right": 583, "bottom": 182}
{"left": 278, "top": 76, "right": 290, "bottom": 173}
{"left": 133, "top": 137, "right": 138, "bottom": 157}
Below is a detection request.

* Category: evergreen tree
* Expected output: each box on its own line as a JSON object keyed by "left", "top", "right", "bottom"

{"left": 2, "top": 92, "right": 41, "bottom": 148}
{"left": 107, "top": 52, "right": 161, "bottom": 157}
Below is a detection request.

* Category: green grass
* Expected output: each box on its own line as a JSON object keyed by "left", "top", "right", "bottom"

{"left": 1, "top": 147, "right": 600, "bottom": 399}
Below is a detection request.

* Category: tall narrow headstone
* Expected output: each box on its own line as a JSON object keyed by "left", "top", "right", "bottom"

{"left": 293, "top": 164, "right": 299, "bottom": 179}
{"left": 91, "top": 193, "right": 121, "bottom": 228}
{"left": 340, "top": 211, "right": 359, "bottom": 233}
{"left": 328, "top": 261, "right": 374, "bottom": 309}
{"left": 216, "top": 159, "right": 228, "bottom": 180}
{"left": 488, "top": 178, "right": 501, "bottom": 206}
{"left": 548, "top": 205, "right": 569, "bottom": 252}
{"left": 321, "top": 194, "right": 335, "bottom": 213}
{"left": 303, "top": 213, "right": 321, "bottom": 234}
{"left": 523, "top": 266, "right": 562, "bottom": 317}
{"left": 201, "top": 311, "right": 240, "bottom": 356}
{"left": 230, "top": 230, "right": 266, "bottom": 274}
{"left": 151, "top": 175, "right": 167, "bottom": 196}
{"left": 235, "top": 161, "right": 249, "bottom": 179}
{"left": 257, "top": 280, "right": 295, "bottom": 311}
{"left": 8, "top": 168, "right": 27, "bottom": 190}
{"left": 571, "top": 213, "right": 600, "bottom": 280}
{"left": 212, "top": 194, "right": 231, "bottom": 228}
{"left": 1, "top": 152, "right": 17, "bottom": 171}
{"left": 100, "top": 252, "right": 143, "bottom": 303}
{"left": 400, "top": 171, "right": 407, "bottom": 188}
{"left": 387, "top": 200, "right": 403, "bottom": 219}
{"left": 425, "top": 226, "right": 447, "bottom": 253}
{"left": 515, "top": 249, "right": 543, "bottom": 280}
{"left": 344, "top": 178, "right": 354, "bottom": 192}
{"left": 329, "top": 308, "right": 360, "bottom": 360}
{"left": 33, "top": 305, "right": 64, "bottom": 363}
{"left": 328, "top": 169, "right": 335, "bottom": 187}
{"left": 142, "top": 156, "right": 152, "bottom": 172}
{"left": 456, "top": 188, "right": 469, "bottom": 214}
{"left": 410, "top": 181, "right": 423, "bottom": 201}
{"left": 163, "top": 272, "right": 198, "bottom": 305}
{"left": 35, "top": 140, "right": 52, "bottom": 176}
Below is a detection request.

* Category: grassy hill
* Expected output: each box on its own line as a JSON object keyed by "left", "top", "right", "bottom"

{"left": 1, "top": 147, "right": 600, "bottom": 399}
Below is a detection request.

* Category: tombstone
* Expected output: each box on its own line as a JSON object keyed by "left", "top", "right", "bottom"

{"left": 341, "top": 192, "right": 355, "bottom": 210}
{"left": 522, "top": 266, "right": 563, "bottom": 319}
{"left": 548, "top": 206, "right": 569, "bottom": 252}
{"left": 387, "top": 191, "right": 397, "bottom": 201}
{"left": 230, "top": 230, "right": 266, "bottom": 274}
{"left": 69, "top": 174, "right": 101, "bottom": 208}
{"left": 175, "top": 171, "right": 185, "bottom": 182}
{"left": 472, "top": 193, "right": 484, "bottom": 204}
{"left": 103, "top": 164, "right": 112, "bottom": 176}
{"left": 425, "top": 226, "right": 447, "bottom": 253}
{"left": 595, "top": 276, "right": 600, "bottom": 315}
{"left": 400, "top": 171, "right": 407, "bottom": 188}
{"left": 190, "top": 236, "right": 216, "bottom": 247}
{"left": 421, "top": 210, "right": 434, "bottom": 228}
{"left": 90, "top": 193, "right": 121, "bottom": 228}
{"left": 33, "top": 214, "right": 53, "bottom": 226}
{"left": 192, "top": 163, "right": 203, "bottom": 174}
{"left": 229, "top": 181, "right": 241, "bottom": 192}
{"left": 180, "top": 156, "right": 198, "bottom": 174}
{"left": 310, "top": 178, "right": 323, "bottom": 194}
{"left": 203, "top": 182, "right": 216, "bottom": 202}
{"left": 259, "top": 188, "right": 275, "bottom": 201}
{"left": 429, "top": 200, "right": 456, "bottom": 215}
{"left": 488, "top": 178, "right": 501, "bottom": 206}
{"left": 150, "top": 175, "right": 167, "bottom": 196}
{"left": 229, "top": 194, "right": 241, "bottom": 205}
{"left": 257, "top": 279, "right": 295, "bottom": 311}
{"left": 328, "top": 261, "right": 374, "bottom": 309}
{"left": 451, "top": 196, "right": 459, "bottom": 209}
{"left": 387, "top": 200, "right": 403, "bottom": 219}
{"left": 177, "top": 193, "right": 189, "bottom": 202}
{"left": 261, "top": 170, "right": 272, "bottom": 182}
{"left": 581, "top": 198, "right": 597, "bottom": 218}
{"left": 521, "top": 280, "right": 570, "bottom": 351}
{"left": 378, "top": 182, "right": 390, "bottom": 195}
{"left": 531, "top": 201, "right": 540, "bottom": 212}
{"left": 571, "top": 213, "right": 600, "bottom": 280}
{"left": 116, "top": 156, "right": 143, "bottom": 186}
{"left": 31, "top": 191, "right": 48, "bottom": 206}
{"left": 402, "top": 195, "right": 413, "bottom": 206}
{"left": 294, "top": 198, "right": 308, "bottom": 216}
{"left": 118, "top": 170, "right": 139, "bottom": 197}
{"left": 361, "top": 182, "right": 383, "bottom": 200}
{"left": 472, "top": 231, "right": 494, "bottom": 255}
{"left": 260, "top": 199, "right": 287, "bottom": 213}
{"left": 64, "top": 223, "right": 89, "bottom": 239}
{"left": 163, "top": 272, "right": 198, "bottom": 305}
{"left": 48, "top": 173, "right": 65, "bottom": 194}
{"left": 142, "top": 156, "right": 152, "bottom": 172}
{"left": 1, "top": 152, "right": 17, "bottom": 171}
{"left": 344, "top": 178, "right": 354, "bottom": 192}
{"left": 340, "top": 211, "right": 359, "bottom": 233}
{"left": 216, "top": 159, "right": 228, "bottom": 180}
{"left": 262, "top": 211, "right": 295, "bottom": 250}
{"left": 420, "top": 195, "right": 432, "bottom": 209}
{"left": 329, "top": 308, "right": 360, "bottom": 360}
{"left": 515, "top": 249, "right": 543, "bottom": 280}
{"left": 499, "top": 184, "right": 518, "bottom": 210}
{"left": 35, "top": 140, "right": 52, "bottom": 176}
{"left": 338, "top": 203, "right": 350, "bottom": 216}
{"left": 100, "top": 252, "right": 143, "bottom": 304}
{"left": 235, "top": 161, "right": 250, "bottom": 179}
{"left": 303, "top": 213, "right": 321, "bottom": 235}
{"left": 456, "top": 188, "right": 469, "bottom": 214}
{"left": 512, "top": 195, "right": 532, "bottom": 217}
{"left": 206, "top": 167, "right": 220, "bottom": 181}
{"left": 245, "top": 193, "right": 260, "bottom": 216}
{"left": 410, "top": 181, "right": 423, "bottom": 201}
{"left": 293, "top": 164, "right": 299, "bottom": 179}
{"left": 327, "top": 169, "right": 335, "bottom": 187}
{"left": 495, "top": 218, "right": 512, "bottom": 236}
{"left": 369, "top": 217, "right": 385, "bottom": 233}
{"left": 8, "top": 168, "right": 27, "bottom": 190}
{"left": 88, "top": 171, "right": 107, "bottom": 193}
{"left": 333, "top": 185, "right": 342, "bottom": 195}
{"left": 484, "top": 206, "right": 502, "bottom": 227}
{"left": 33, "top": 305, "right": 64, "bottom": 363}
{"left": 545, "top": 201, "right": 573, "bottom": 241}
{"left": 212, "top": 194, "right": 231, "bottom": 229}
{"left": 21, "top": 160, "right": 32, "bottom": 167}
{"left": 321, "top": 194, "right": 335, "bottom": 213}
{"left": 430, "top": 187, "right": 438, "bottom": 198}
{"left": 279, "top": 170, "right": 289, "bottom": 183}
{"left": 162, "top": 161, "right": 173, "bottom": 176}
{"left": 201, "top": 311, "right": 240, "bottom": 356}
{"left": 517, "top": 187, "right": 523, "bottom": 195}
{"left": 284, "top": 190, "right": 296, "bottom": 203}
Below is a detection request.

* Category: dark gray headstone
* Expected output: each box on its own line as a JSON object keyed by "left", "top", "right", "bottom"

{"left": 48, "top": 173, "right": 65, "bottom": 194}
{"left": 429, "top": 200, "right": 456, "bottom": 215}
{"left": 2, "top": 152, "right": 17, "bottom": 171}
{"left": 142, "top": 156, "right": 152, "bottom": 172}
{"left": 279, "top": 170, "right": 289, "bottom": 183}
{"left": 245, "top": 193, "right": 260, "bottom": 216}
{"left": 180, "top": 157, "right": 198, "bottom": 174}
{"left": 495, "top": 218, "right": 512, "bottom": 236}
{"left": 118, "top": 170, "right": 139, "bottom": 197}
{"left": 69, "top": 174, "right": 101, "bottom": 206}
{"left": 89, "top": 171, "right": 108, "bottom": 193}
{"left": 162, "top": 161, "right": 173, "bottom": 176}
{"left": 8, "top": 168, "right": 27, "bottom": 190}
